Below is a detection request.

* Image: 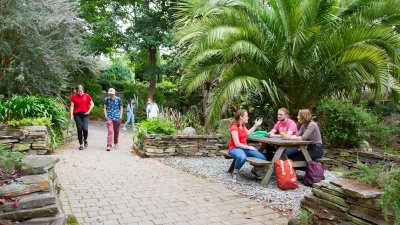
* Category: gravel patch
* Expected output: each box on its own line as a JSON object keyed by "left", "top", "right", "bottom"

{"left": 150, "top": 156, "right": 340, "bottom": 216}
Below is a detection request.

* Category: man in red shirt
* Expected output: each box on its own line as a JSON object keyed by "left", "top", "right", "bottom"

{"left": 70, "top": 85, "right": 94, "bottom": 150}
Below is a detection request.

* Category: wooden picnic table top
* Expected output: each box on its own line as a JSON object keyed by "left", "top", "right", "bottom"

{"left": 247, "top": 137, "right": 312, "bottom": 145}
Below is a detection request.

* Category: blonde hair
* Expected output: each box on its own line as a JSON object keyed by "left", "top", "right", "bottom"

{"left": 231, "top": 109, "right": 247, "bottom": 125}
{"left": 278, "top": 108, "right": 289, "bottom": 115}
{"left": 298, "top": 109, "right": 313, "bottom": 124}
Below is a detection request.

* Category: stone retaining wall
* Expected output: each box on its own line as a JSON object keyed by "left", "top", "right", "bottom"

{"left": 323, "top": 148, "right": 400, "bottom": 170}
{"left": 135, "top": 134, "right": 227, "bottom": 157}
{"left": 0, "top": 126, "right": 52, "bottom": 155}
{"left": 0, "top": 155, "right": 67, "bottom": 223}
{"left": 301, "top": 178, "right": 394, "bottom": 225}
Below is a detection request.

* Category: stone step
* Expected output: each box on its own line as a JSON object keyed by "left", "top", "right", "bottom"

{"left": 2, "top": 189, "right": 56, "bottom": 212}
{"left": 0, "top": 203, "right": 60, "bottom": 220}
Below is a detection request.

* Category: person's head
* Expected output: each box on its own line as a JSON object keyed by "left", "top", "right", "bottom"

{"left": 277, "top": 108, "right": 289, "bottom": 122}
{"left": 108, "top": 88, "right": 116, "bottom": 98}
{"left": 147, "top": 98, "right": 153, "bottom": 104}
{"left": 75, "top": 85, "right": 84, "bottom": 96}
{"left": 297, "top": 109, "right": 313, "bottom": 125}
{"left": 231, "top": 109, "right": 248, "bottom": 126}
{"left": 128, "top": 98, "right": 133, "bottom": 103}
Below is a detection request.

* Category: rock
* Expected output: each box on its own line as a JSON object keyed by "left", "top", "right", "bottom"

{"left": 16, "top": 174, "right": 51, "bottom": 191}
{"left": 330, "top": 178, "right": 383, "bottom": 199}
{"left": 0, "top": 203, "right": 59, "bottom": 220}
{"left": 0, "top": 128, "right": 24, "bottom": 138}
{"left": 303, "top": 196, "right": 349, "bottom": 213}
{"left": 359, "top": 141, "right": 372, "bottom": 153}
{"left": 0, "top": 183, "right": 43, "bottom": 198}
{"left": 22, "top": 155, "right": 59, "bottom": 175}
{"left": 183, "top": 127, "right": 196, "bottom": 135}
{"left": 13, "top": 143, "right": 31, "bottom": 151}
{"left": 21, "top": 215, "right": 67, "bottom": 225}
{"left": 349, "top": 205, "right": 393, "bottom": 225}
{"left": 0, "top": 139, "right": 19, "bottom": 144}
{"left": 2, "top": 190, "right": 56, "bottom": 212}
{"left": 312, "top": 189, "right": 349, "bottom": 208}
{"left": 164, "top": 147, "right": 176, "bottom": 153}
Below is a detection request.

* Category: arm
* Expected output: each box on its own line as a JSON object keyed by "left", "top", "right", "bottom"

{"left": 268, "top": 129, "right": 281, "bottom": 138}
{"left": 103, "top": 104, "right": 108, "bottom": 120}
{"left": 283, "top": 125, "right": 312, "bottom": 141}
{"left": 119, "top": 105, "right": 123, "bottom": 120}
{"left": 231, "top": 131, "right": 257, "bottom": 150}
{"left": 87, "top": 100, "right": 94, "bottom": 114}
{"left": 246, "top": 119, "right": 262, "bottom": 136}
{"left": 70, "top": 102, "right": 74, "bottom": 120}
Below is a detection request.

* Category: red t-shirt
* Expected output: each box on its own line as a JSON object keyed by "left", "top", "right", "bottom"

{"left": 228, "top": 124, "right": 248, "bottom": 151}
{"left": 70, "top": 93, "right": 92, "bottom": 114}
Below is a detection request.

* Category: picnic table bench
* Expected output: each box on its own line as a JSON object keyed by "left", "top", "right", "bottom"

{"left": 223, "top": 137, "right": 313, "bottom": 186}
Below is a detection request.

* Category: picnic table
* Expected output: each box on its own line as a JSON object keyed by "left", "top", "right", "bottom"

{"left": 225, "top": 137, "right": 313, "bottom": 186}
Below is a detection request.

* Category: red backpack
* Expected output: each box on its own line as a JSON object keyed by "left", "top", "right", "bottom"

{"left": 275, "top": 159, "right": 298, "bottom": 190}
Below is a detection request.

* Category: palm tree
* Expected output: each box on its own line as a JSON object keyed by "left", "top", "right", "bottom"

{"left": 175, "top": 0, "right": 400, "bottom": 124}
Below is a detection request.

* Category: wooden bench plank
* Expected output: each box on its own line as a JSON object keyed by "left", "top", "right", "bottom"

{"left": 247, "top": 157, "right": 272, "bottom": 166}
{"left": 222, "top": 152, "right": 233, "bottom": 159}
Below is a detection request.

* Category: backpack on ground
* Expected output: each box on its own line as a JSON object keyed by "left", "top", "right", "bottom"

{"left": 303, "top": 161, "right": 325, "bottom": 186}
{"left": 275, "top": 159, "right": 298, "bottom": 190}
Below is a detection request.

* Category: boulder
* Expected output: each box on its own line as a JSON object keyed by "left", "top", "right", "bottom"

{"left": 22, "top": 155, "right": 59, "bottom": 175}
{"left": 330, "top": 178, "right": 383, "bottom": 199}
{"left": 183, "top": 127, "right": 196, "bottom": 135}
{"left": 359, "top": 141, "right": 372, "bottom": 153}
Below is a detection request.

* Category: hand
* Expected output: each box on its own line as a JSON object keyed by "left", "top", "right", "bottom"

{"left": 85, "top": 112, "right": 89, "bottom": 115}
{"left": 248, "top": 146, "right": 258, "bottom": 151}
{"left": 282, "top": 134, "right": 290, "bottom": 140}
{"left": 70, "top": 115, "right": 74, "bottom": 121}
{"left": 105, "top": 116, "right": 109, "bottom": 121}
{"left": 254, "top": 119, "right": 262, "bottom": 126}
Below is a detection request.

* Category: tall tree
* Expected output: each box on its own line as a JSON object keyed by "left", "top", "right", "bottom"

{"left": 175, "top": 0, "right": 400, "bottom": 124}
{"left": 80, "top": 0, "right": 177, "bottom": 100}
{"left": 0, "top": 0, "right": 93, "bottom": 95}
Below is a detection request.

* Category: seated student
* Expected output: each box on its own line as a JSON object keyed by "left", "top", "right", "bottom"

{"left": 268, "top": 108, "right": 298, "bottom": 137}
{"left": 228, "top": 109, "right": 266, "bottom": 182}
{"left": 282, "top": 109, "right": 324, "bottom": 161}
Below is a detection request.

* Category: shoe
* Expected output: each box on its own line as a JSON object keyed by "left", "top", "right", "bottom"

{"left": 79, "top": 145, "right": 83, "bottom": 150}
{"left": 122, "top": 127, "right": 127, "bottom": 131}
{"left": 232, "top": 173, "right": 238, "bottom": 182}
{"left": 84, "top": 140, "right": 88, "bottom": 148}
{"left": 251, "top": 169, "right": 263, "bottom": 180}
{"left": 114, "top": 144, "right": 118, "bottom": 149}
{"left": 106, "top": 147, "right": 111, "bottom": 151}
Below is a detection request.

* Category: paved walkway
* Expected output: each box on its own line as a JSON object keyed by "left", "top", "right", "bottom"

{"left": 55, "top": 123, "right": 288, "bottom": 225}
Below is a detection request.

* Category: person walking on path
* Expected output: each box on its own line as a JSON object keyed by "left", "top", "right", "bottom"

{"left": 228, "top": 109, "right": 266, "bottom": 182}
{"left": 146, "top": 98, "right": 159, "bottom": 118}
{"left": 70, "top": 85, "right": 94, "bottom": 150}
{"left": 103, "top": 88, "right": 123, "bottom": 151}
{"left": 123, "top": 98, "right": 135, "bottom": 130}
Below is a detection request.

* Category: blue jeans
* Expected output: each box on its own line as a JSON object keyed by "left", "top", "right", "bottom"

{"left": 124, "top": 113, "right": 134, "bottom": 127}
{"left": 229, "top": 148, "right": 267, "bottom": 170}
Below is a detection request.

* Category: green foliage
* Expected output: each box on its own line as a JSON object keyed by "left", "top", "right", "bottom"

{"left": 89, "top": 106, "right": 104, "bottom": 120}
{"left": 299, "top": 210, "right": 311, "bottom": 225}
{"left": 8, "top": 117, "right": 52, "bottom": 127}
{"left": 175, "top": 0, "right": 400, "bottom": 124}
{"left": 0, "top": 145, "right": 25, "bottom": 173}
{"left": 103, "top": 57, "right": 134, "bottom": 82}
{"left": 316, "top": 100, "right": 398, "bottom": 150}
{"left": 344, "top": 161, "right": 400, "bottom": 224}
{"left": 0, "top": 95, "right": 70, "bottom": 147}
{"left": 135, "top": 117, "right": 176, "bottom": 143}
{"left": 0, "top": 0, "right": 94, "bottom": 95}
{"left": 83, "top": 80, "right": 104, "bottom": 105}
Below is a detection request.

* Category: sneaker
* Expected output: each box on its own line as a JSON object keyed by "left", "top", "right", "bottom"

{"left": 84, "top": 140, "right": 88, "bottom": 148}
{"left": 106, "top": 147, "right": 111, "bottom": 151}
{"left": 79, "top": 145, "right": 83, "bottom": 150}
{"left": 251, "top": 169, "right": 263, "bottom": 180}
{"left": 114, "top": 144, "right": 118, "bottom": 149}
{"left": 232, "top": 173, "right": 238, "bottom": 182}
{"left": 122, "top": 127, "right": 127, "bottom": 131}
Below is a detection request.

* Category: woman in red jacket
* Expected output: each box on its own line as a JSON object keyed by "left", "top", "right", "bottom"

{"left": 228, "top": 109, "right": 266, "bottom": 182}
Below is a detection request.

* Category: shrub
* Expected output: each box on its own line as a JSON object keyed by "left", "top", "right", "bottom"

{"left": 135, "top": 117, "right": 176, "bottom": 143}
{"left": 90, "top": 105, "right": 104, "bottom": 120}
{"left": 344, "top": 161, "right": 400, "bottom": 224}
{"left": 0, "top": 95, "right": 70, "bottom": 147}
{"left": 7, "top": 117, "right": 52, "bottom": 127}
{"left": 316, "top": 100, "right": 398, "bottom": 149}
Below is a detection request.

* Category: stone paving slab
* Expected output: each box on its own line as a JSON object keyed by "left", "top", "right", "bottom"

{"left": 55, "top": 123, "right": 288, "bottom": 225}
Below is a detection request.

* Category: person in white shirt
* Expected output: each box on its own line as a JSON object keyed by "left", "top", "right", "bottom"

{"left": 146, "top": 98, "right": 159, "bottom": 118}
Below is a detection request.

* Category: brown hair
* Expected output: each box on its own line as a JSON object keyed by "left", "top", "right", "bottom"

{"left": 278, "top": 108, "right": 289, "bottom": 115}
{"left": 298, "top": 109, "right": 313, "bottom": 125}
{"left": 75, "top": 85, "right": 84, "bottom": 91}
{"left": 231, "top": 109, "right": 247, "bottom": 125}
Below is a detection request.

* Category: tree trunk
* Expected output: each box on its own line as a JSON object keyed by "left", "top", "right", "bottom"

{"left": 146, "top": 46, "right": 157, "bottom": 100}
{"left": 353, "top": 86, "right": 362, "bottom": 105}
{"left": 202, "top": 82, "right": 211, "bottom": 132}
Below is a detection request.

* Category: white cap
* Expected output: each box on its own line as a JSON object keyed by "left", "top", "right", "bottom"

{"left": 107, "top": 88, "right": 116, "bottom": 95}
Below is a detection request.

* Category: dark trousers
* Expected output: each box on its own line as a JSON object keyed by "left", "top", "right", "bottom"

{"left": 288, "top": 143, "right": 324, "bottom": 161}
{"left": 74, "top": 113, "right": 89, "bottom": 145}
